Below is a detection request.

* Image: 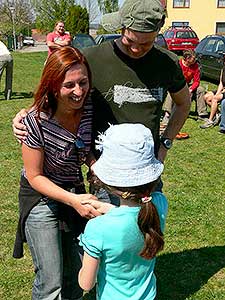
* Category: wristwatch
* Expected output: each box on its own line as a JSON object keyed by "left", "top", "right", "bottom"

{"left": 160, "top": 137, "right": 173, "bottom": 150}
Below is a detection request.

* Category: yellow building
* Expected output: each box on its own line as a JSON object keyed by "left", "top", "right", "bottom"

{"left": 162, "top": 0, "right": 225, "bottom": 40}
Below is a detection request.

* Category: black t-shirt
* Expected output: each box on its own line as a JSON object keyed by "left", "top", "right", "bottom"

{"left": 83, "top": 41, "right": 186, "bottom": 156}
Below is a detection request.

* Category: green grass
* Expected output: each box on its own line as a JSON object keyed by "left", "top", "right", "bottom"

{"left": 0, "top": 52, "right": 225, "bottom": 300}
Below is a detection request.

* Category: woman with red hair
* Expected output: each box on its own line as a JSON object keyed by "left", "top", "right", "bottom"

{"left": 13, "top": 46, "right": 99, "bottom": 300}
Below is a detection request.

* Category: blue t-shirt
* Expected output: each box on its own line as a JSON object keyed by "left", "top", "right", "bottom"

{"left": 79, "top": 192, "right": 168, "bottom": 300}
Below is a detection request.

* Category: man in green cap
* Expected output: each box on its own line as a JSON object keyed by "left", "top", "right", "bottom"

{"left": 83, "top": 0, "right": 190, "bottom": 163}
{"left": 13, "top": 0, "right": 190, "bottom": 184}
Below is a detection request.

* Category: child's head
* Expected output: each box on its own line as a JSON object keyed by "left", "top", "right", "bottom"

{"left": 92, "top": 123, "right": 165, "bottom": 260}
{"left": 93, "top": 123, "right": 164, "bottom": 190}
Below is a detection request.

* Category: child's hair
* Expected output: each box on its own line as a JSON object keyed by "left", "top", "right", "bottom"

{"left": 101, "top": 180, "right": 164, "bottom": 260}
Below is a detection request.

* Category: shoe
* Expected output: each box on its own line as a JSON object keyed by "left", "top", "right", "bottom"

{"left": 200, "top": 119, "right": 214, "bottom": 129}
{"left": 219, "top": 129, "right": 225, "bottom": 134}
{"left": 175, "top": 132, "right": 190, "bottom": 140}
{"left": 213, "top": 113, "right": 221, "bottom": 126}
{"left": 197, "top": 114, "right": 208, "bottom": 121}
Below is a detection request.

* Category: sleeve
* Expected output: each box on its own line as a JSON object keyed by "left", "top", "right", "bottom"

{"left": 168, "top": 57, "right": 186, "bottom": 94}
{"left": 79, "top": 218, "right": 103, "bottom": 259}
{"left": 46, "top": 32, "right": 54, "bottom": 42}
{"left": 190, "top": 63, "right": 200, "bottom": 92}
{"left": 151, "top": 192, "right": 168, "bottom": 233}
{"left": 23, "top": 113, "right": 44, "bottom": 149}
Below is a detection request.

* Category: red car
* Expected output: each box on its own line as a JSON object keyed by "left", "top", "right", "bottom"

{"left": 163, "top": 26, "right": 199, "bottom": 53}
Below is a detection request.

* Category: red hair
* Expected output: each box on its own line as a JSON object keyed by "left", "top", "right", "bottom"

{"left": 32, "top": 46, "right": 92, "bottom": 116}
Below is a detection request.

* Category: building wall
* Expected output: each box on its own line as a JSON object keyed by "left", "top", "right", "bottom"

{"left": 162, "top": 0, "right": 225, "bottom": 40}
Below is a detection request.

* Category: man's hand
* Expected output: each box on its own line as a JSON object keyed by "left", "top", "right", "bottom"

{"left": 12, "top": 109, "right": 28, "bottom": 143}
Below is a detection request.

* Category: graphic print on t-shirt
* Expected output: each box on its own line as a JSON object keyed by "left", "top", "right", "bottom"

{"left": 112, "top": 85, "right": 164, "bottom": 107}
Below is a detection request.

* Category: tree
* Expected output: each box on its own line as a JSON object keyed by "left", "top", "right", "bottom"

{"left": 32, "top": 0, "right": 89, "bottom": 34}
{"left": 0, "top": 0, "right": 34, "bottom": 36}
{"left": 33, "top": 0, "right": 75, "bottom": 32}
{"left": 78, "top": 0, "right": 100, "bottom": 24}
{"left": 97, "top": 0, "right": 118, "bottom": 14}
{"left": 65, "top": 5, "right": 89, "bottom": 34}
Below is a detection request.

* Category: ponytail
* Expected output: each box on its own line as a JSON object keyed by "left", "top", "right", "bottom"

{"left": 99, "top": 179, "right": 164, "bottom": 260}
{"left": 138, "top": 201, "right": 164, "bottom": 260}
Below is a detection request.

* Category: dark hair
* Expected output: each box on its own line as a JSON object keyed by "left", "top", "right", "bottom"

{"left": 102, "top": 180, "right": 164, "bottom": 260}
{"left": 32, "top": 46, "right": 92, "bottom": 116}
{"left": 183, "top": 49, "right": 196, "bottom": 59}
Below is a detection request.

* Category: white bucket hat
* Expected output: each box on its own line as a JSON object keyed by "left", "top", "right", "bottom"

{"left": 92, "top": 123, "right": 164, "bottom": 187}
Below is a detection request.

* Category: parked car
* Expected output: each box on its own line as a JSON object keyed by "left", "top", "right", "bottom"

{"left": 95, "top": 34, "right": 121, "bottom": 44}
{"left": 195, "top": 34, "right": 225, "bottom": 82}
{"left": 71, "top": 33, "right": 96, "bottom": 50}
{"left": 163, "top": 26, "right": 199, "bottom": 53}
{"left": 155, "top": 33, "right": 168, "bottom": 49}
{"left": 23, "top": 36, "right": 35, "bottom": 47}
{"left": 94, "top": 33, "right": 168, "bottom": 49}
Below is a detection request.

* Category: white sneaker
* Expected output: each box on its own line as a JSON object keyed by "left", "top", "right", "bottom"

{"left": 200, "top": 119, "right": 214, "bottom": 129}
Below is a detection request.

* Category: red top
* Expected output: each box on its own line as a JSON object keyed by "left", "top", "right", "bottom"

{"left": 46, "top": 31, "right": 71, "bottom": 56}
{"left": 179, "top": 58, "right": 200, "bottom": 92}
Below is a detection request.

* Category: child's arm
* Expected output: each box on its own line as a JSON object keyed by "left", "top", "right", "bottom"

{"left": 78, "top": 252, "right": 99, "bottom": 291}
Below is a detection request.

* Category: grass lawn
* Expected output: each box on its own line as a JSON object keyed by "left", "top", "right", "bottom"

{"left": 0, "top": 51, "right": 224, "bottom": 300}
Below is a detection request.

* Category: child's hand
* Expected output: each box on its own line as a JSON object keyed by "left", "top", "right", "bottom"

{"left": 81, "top": 199, "right": 115, "bottom": 214}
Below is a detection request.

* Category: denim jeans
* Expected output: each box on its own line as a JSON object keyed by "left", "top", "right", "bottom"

{"left": 25, "top": 198, "right": 83, "bottom": 300}
{"left": 219, "top": 99, "right": 225, "bottom": 130}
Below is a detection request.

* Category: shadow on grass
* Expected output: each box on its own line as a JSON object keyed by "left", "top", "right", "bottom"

{"left": 84, "top": 246, "right": 225, "bottom": 300}
{"left": 156, "top": 245, "right": 225, "bottom": 300}
{"left": 0, "top": 91, "right": 33, "bottom": 100}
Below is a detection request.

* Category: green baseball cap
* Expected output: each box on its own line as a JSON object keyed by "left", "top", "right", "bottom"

{"left": 101, "top": 0, "right": 166, "bottom": 33}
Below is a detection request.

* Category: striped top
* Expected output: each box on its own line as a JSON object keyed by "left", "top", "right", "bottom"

{"left": 22, "top": 97, "right": 93, "bottom": 186}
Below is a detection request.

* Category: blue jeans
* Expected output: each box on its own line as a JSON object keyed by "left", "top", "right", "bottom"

{"left": 219, "top": 98, "right": 225, "bottom": 130}
{"left": 25, "top": 198, "right": 83, "bottom": 300}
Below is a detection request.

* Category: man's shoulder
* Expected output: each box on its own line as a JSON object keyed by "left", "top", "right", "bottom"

{"left": 152, "top": 45, "right": 179, "bottom": 62}
{"left": 83, "top": 41, "right": 112, "bottom": 58}
{"left": 46, "top": 31, "right": 55, "bottom": 40}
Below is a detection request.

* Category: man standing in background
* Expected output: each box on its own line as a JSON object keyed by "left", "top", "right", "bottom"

{"left": 46, "top": 21, "right": 71, "bottom": 57}
{"left": 0, "top": 39, "right": 13, "bottom": 100}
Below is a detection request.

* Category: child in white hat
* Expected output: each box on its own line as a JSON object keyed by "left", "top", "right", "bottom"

{"left": 79, "top": 123, "right": 168, "bottom": 300}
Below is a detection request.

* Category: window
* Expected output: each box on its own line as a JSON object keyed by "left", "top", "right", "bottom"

{"left": 216, "top": 22, "right": 225, "bottom": 34}
{"left": 217, "top": 0, "right": 225, "bottom": 8}
{"left": 203, "top": 39, "right": 218, "bottom": 53}
{"left": 173, "top": 0, "right": 190, "bottom": 8}
{"left": 172, "top": 21, "right": 189, "bottom": 27}
{"left": 215, "top": 40, "right": 225, "bottom": 53}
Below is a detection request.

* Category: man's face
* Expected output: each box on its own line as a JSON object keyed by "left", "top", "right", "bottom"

{"left": 121, "top": 28, "right": 158, "bottom": 59}
{"left": 55, "top": 22, "right": 65, "bottom": 35}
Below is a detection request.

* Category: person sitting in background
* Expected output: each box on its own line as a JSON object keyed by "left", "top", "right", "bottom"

{"left": 46, "top": 20, "right": 71, "bottom": 57}
{"left": 162, "top": 49, "right": 208, "bottom": 126}
{"left": 200, "top": 64, "right": 225, "bottom": 129}
{"left": 0, "top": 39, "right": 13, "bottom": 100}
{"left": 219, "top": 98, "right": 225, "bottom": 134}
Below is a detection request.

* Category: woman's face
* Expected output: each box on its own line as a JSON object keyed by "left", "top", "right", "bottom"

{"left": 58, "top": 63, "right": 89, "bottom": 111}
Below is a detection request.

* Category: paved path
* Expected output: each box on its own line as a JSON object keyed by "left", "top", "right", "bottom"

{"left": 17, "top": 41, "right": 48, "bottom": 53}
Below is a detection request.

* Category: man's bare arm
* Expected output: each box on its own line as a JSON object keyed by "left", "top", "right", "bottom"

{"left": 158, "top": 84, "right": 191, "bottom": 162}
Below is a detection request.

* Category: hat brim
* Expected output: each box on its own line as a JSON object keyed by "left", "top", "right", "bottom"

{"left": 92, "top": 157, "right": 164, "bottom": 188}
{"left": 101, "top": 12, "right": 122, "bottom": 32}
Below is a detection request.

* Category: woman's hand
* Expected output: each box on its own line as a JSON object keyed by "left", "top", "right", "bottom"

{"left": 71, "top": 194, "right": 102, "bottom": 219}
{"left": 81, "top": 199, "right": 115, "bottom": 215}
{"left": 12, "top": 109, "right": 28, "bottom": 143}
